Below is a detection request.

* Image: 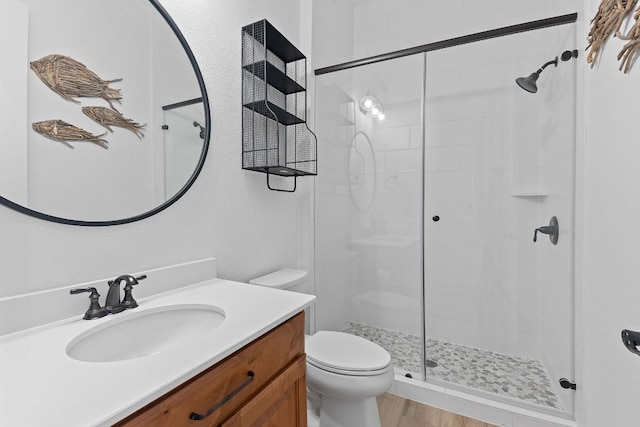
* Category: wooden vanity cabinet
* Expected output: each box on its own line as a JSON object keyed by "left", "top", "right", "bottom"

{"left": 115, "top": 312, "right": 306, "bottom": 427}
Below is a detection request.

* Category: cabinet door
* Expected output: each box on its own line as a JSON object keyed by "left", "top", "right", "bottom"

{"left": 221, "top": 354, "right": 306, "bottom": 427}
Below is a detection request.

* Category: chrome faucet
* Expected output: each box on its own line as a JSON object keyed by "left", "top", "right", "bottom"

{"left": 105, "top": 274, "right": 147, "bottom": 314}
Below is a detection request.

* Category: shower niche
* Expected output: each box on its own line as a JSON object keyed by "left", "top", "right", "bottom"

{"left": 241, "top": 19, "right": 317, "bottom": 192}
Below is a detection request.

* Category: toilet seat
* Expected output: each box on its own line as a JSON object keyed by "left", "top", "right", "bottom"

{"left": 306, "top": 331, "right": 392, "bottom": 376}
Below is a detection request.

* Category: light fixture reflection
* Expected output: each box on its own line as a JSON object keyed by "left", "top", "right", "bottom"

{"left": 359, "top": 91, "right": 386, "bottom": 123}
{"left": 359, "top": 91, "right": 377, "bottom": 114}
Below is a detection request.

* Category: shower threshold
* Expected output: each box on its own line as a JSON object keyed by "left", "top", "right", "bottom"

{"left": 343, "top": 322, "right": 564, "bottom": 411}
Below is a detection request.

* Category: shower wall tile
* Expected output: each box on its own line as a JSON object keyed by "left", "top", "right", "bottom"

{"left": 425, "top": 290, "right": 531, "bottom": 332}
{"left": 355, "top": 261, "right": 421, "bottom": 290}
{"left": 473, "top": 170, "right": 505, "bottom": 196}
{"left": 426, "top": 270, "right": 480, "bottom": 297}
{"left": 409, "top": 124, "right": 422, "bottom": 148}
{"left": 374, "top": 126, "right": 412, "bottom": 151}
{"left": 378, "top": 100, "right": 422, "bottom": 127}
{"left": 424, "top": 172, "right": 435, "bottom": 196}
{"left": 459, "top": 61, "right": 517, "bottom": 93}
{"left": 509, "top": 167, "right": 543, "bottom": 192}
{"left": 386, "top": 148, "right": 423, "bottom": 172}
{"left": 424, "top": 146, "right": 460, "bottom": 171}
{"left": 425, "top": 70, "right": 461, "bottom": 98}
{"left": 424, "top": 211, "right": 475, "bottom": 243}
{"left": 434, "top": 170, "right": 474, "bottom": 195}
{"left": 426, "top": 117, "right": 488, "bottom": 147}
{"left": 315, "top": 192, "right": 350, "bottom": 220}
{"left": 374, "top": 151, "right": 387, "bottom": 173}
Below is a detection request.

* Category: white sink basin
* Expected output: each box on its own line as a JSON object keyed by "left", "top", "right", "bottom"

{"left": 66, "top": 304, "right": 226, "bottom": 362}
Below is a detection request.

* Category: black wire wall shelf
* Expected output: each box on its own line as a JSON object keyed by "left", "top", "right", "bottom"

{"left": 242, "top": 61, "right": 305, "bottom": 94}
{"left": 242, "top": 19, "right": 317, "bottom": 192}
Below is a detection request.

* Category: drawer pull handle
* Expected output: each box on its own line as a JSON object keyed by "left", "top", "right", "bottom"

{"left": 189, "top": 371, "right": 255, "bottom": 421}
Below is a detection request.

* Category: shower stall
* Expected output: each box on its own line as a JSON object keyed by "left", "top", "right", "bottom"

{"left": 313, "top": 16, "right": 577, "bottom": 420}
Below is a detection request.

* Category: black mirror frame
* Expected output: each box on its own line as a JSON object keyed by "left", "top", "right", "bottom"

{"left": 0, "top": 0, "right": 210, "bottom": 227}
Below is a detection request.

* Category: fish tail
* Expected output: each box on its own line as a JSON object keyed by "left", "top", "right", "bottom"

{"left": 105, "top": 99, "right": 120, "bottom": 113}
{"left": 94, "top": 133, "right": 109, "bottom": 149}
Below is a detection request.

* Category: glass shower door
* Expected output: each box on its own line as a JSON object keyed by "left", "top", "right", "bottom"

{"left": 315, "top": 54, "right": 426, "bottom": 379}
{"left": 423, "top": 24, "right": 576, "bottom": 415}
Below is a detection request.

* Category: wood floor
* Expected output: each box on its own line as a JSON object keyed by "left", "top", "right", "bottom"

{"left": 377, "top": 393, "right": 497, "bottom": 427}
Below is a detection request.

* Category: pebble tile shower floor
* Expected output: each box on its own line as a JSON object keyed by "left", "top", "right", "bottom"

{"left": 343, "top": 322, "right": 563, "bottom": 410}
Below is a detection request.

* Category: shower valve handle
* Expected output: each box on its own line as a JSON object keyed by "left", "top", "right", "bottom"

{"left": 533, "top": 216, "right": 559, "bottom": 245}
{"left": 533, "top": 226, "right": 554, "bottom": 241}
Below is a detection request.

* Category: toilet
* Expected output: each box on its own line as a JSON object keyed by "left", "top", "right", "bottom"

{"left": 249, "top": 269, "right": 394, "bottom": 427}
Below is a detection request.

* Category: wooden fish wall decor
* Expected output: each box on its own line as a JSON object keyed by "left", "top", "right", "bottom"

{"left": 30, "top": 54, "right": 122, "bottom": 109}
{"left": 82, "top": 106, "right": 145, "bottom": 139}
{"left": 32, "top": 120, "right": 108, "bottom": 149}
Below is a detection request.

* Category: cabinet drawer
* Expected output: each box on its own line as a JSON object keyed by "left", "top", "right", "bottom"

{"left": 116, "top": 312, "right": 305, "bottom": 427}
{"left": 221, "top": 354, "right": 306, "bottom": 427}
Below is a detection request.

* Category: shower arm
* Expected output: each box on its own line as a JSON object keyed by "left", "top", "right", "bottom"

{"left": 536, "top": 57, "right": 559, "bottom": 74}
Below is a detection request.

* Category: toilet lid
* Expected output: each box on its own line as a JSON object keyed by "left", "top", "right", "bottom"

{"left": 306, "top": 331, "right": 391, "bottom": 375}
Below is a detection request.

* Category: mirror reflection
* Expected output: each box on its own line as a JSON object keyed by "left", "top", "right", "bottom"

{"left": 0, "top": 0, "right": 208, "bottom": 224}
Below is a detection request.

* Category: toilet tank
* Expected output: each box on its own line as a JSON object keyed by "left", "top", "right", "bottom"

{"left": 249, "top": 269, "right": 308, "bottom": 293}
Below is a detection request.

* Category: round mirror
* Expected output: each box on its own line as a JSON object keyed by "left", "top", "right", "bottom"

{"left": 0, "top": 0, "right": 209, "bottom": 225}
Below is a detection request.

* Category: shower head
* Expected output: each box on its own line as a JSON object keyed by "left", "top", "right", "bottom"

{"left": 515, "top": 50, "right": 578, "bottom": 94}
{"left": 515, "top": 56, "right": 558, "bottom": 94}
{"left": 516, "top": 72, "right": 541, "bottom": 93}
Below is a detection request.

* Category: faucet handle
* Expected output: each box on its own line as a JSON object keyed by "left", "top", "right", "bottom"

{"left": 121, "top": 274, "right": 147, "bottom": 310}
{"left": 70, "top": 287, "right": 108, "bottom": 320}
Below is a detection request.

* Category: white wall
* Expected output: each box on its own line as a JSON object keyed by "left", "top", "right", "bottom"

{"left": 0, "top": 0, "right": 311, "bottom": 305}
{"left": 582, "top": 1, "right": 640, "bottom": 425}
{"left": 0, "top": 0, "right": 28, "bottom": 206}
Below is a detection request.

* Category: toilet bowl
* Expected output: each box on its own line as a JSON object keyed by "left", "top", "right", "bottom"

{"left": 249, "top": 269, "right": 394, "bottom": 427}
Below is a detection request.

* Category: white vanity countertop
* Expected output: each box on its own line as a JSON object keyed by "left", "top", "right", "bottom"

{"left": 0, "top": 279, "right": 315, "bottom": 427}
